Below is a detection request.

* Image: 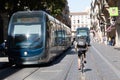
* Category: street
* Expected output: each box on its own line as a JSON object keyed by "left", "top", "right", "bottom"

{"left": 85, "top": 42, "right": 120, "bottom": 80}
{"left": 0, "top": 41, "right": 120, "bottom": 80}
{"left": 0, "top": 48, "right": 78, "bottom": 80}
{"left": 1, "top": 1, "right": 120, "bottom": 80}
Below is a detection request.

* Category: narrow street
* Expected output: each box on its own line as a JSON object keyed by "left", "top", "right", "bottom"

{"left": 84, "top": 42, "right": 120, "bottom": 80}
{"left": 0, "top": 41, "right": 120, "bottom": 80}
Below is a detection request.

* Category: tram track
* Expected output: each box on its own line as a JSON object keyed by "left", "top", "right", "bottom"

{"left": 0, "top": 65, "right": 41, "bottom": 80}
{"left": 0, "top": 48, "right": 75, "bottom": 80}
{"left": 23, "top": 67, "right": 40, "bottom": 80}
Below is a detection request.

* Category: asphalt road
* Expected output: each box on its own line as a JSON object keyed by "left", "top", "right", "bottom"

{"left": 85, "top": 42, "right": 120, "bottom": 80}
{"left": 0, "top": 48, "right": 79, "bottom": 80}
{"left": 0, "top": 41, "right": 120, "bottom": 80}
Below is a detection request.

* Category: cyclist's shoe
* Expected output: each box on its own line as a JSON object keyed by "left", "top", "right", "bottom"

{"left": 84, "top": 60, "right": 87, "bottom": 64}
{"left": 83, "top": 67, "right": 85, "bottom": 70}
{"left": 78, "top": 67, "right": 81, "bottom": 70}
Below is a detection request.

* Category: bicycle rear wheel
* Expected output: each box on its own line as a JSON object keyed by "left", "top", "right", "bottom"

{"left": 81, "top": 54, "right": 85, "bottom": 73}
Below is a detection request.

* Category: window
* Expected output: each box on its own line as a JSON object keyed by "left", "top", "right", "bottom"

{"left": 78, "top": 20, "right": 79, "bottom": 23}
{"left": 73, "top": 20, "right": 75, "bottom": 24}
{"left": 13, "top": 24, "right": 41, "bottom": 36}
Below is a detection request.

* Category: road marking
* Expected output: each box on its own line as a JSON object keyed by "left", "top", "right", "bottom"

{"left": 92, "top": 46, "right": 120, "bottom": 79}
{"left": 41, "top": 70, "right": 62, "bottom": 72}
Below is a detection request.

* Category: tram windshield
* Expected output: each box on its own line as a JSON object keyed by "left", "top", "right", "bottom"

{"left": 9, "top": 13, "right": 44, "bottom": 49}
{"left": 12, "top": 24, "right": 42, "bottom": 49}
{"left": 76, "top": 30, "right": 88, "bottom": 37}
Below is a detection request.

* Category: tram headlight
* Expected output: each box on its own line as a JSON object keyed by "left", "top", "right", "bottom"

{"left": 26, "top": 34, "right": 30, "bottom": 38}
{"left": 24, "top": 51, "right": 28, "bottom": 56}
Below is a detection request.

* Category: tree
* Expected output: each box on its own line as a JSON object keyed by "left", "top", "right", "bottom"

{"left": 0, "top": 0, "right": 68, "bottom": 42}
{"left": 0, "top": 0, "right": 67, "bottom": 18}
{"left": 47, "top": 0, "right": 67, "bottom": 16}
{"left": 0, "top": 15, "right": 4, "bottom": 44}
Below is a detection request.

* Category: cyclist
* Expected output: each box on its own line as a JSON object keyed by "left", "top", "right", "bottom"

{"left": 74, "top": 36, "right": 88, "bottom": 70}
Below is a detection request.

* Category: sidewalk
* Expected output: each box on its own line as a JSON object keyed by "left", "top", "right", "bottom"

{"left": 85, "top": 42, "right": 120, "bottom": 80}
{"left": 92, "top": 42, "right": 120, "bottom": 72}
{"left": 0, "top": 52, "right": 9, "bottom": 68}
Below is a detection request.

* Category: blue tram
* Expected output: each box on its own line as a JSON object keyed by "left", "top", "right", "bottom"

{"left": 7, "top": 11, "right": 71, "bottom": 65}
{"left": 76, "top": 27, "right": 90, "bottom": 46}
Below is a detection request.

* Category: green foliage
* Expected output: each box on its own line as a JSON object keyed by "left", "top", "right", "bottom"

{"left": 0, "top": 0, "right": 67, "bottom": 17}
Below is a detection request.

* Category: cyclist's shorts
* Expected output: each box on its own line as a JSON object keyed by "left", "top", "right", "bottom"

{"left": 78, "top": 50, "right": 86, "bottom": 58}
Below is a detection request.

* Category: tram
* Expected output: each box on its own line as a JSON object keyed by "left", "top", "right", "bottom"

{"left": 76, "top": 27, "right": 90, "bottom": 46}
{"left": 7, "top": 11, "right": 71, "bottom": 65}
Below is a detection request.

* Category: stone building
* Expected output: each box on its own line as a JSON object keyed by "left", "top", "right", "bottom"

{"left": 90, "top": 0, "right": 120, "bottom": 46}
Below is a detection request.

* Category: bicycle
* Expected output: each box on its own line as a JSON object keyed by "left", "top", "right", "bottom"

{"left": 80, "top": 53, "right": 85, "bottom": 73}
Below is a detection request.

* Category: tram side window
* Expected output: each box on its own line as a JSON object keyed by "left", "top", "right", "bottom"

{"left": 66, "top": 30, "right": 71, "bottom": 44}
{"left": 54, "top": 23, "right": 63, "bottom": 46}
{"left": 51, "top": 21, "right": 56, "bottom": 47}
{"left": 54, "top": 23, "right": 58, "bottom": 46}
{"left": 47, "top": 20, "right": 56, "bottom": 47}
{"left": 62, "top": 30, "right": 67, "bottom": 46}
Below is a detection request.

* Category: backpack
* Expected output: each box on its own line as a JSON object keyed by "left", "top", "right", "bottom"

{"left": 77, "top": 39, "right": 86, "bottom": 48}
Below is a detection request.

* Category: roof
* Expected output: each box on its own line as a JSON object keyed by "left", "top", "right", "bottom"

{"left": 70, "top": 12, "right": 88, "bottom": 15}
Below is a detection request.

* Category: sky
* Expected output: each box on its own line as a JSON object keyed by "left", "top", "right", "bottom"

{"left": 67, "top": 0, "right": 92, "bottom": 12}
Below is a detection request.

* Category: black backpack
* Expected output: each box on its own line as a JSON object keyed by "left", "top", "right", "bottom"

{"left": 77, "top": 39, "right": 86, "bottom": 48}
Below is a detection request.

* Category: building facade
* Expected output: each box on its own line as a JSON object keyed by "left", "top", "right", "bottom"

{"left": 90, "top": 0, "right": 120, "bottom": 46}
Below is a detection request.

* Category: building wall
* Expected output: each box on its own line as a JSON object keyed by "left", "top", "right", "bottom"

{"left": 91, "top": 0, "right": 120, "bottom": 46}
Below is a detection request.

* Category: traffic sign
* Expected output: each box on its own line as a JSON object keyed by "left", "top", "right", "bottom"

{"left": 109, "top": 7, "right": 119, "bottom": 16}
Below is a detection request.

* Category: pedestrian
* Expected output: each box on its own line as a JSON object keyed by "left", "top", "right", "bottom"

{"left": 111, "top": 36, "right": 115, "bottom": 46}
{"left": 72, "top": 37, "right": 76, "bottom": 46}
{"left": 0, "top": 40, "right": 6, "bottom": 55}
